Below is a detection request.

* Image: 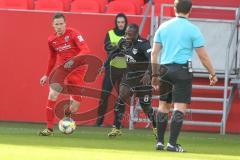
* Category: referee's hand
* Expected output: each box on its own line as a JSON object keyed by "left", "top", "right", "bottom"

{"left": 209, "top": 75, "right": 218, "bottom": 86}
{"left": 152, "top": 77, "right": 159, "bottom": 91}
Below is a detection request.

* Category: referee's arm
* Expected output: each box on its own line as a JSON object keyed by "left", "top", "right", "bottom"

{"left": 151, "top": 42, "right": 162, "bottom": 90}
{"left": 195, "top": 47, "right": 218, "bottom": 85}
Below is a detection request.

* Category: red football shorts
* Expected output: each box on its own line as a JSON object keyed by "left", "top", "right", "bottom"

{"left": 65, "top": 66, "right": 87, "bottom": 102}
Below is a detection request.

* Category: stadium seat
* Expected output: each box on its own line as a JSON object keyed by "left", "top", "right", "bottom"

{"left": 60, "top": 0, "right": 72, "bottom": 11}
{"left": 192, "top": 0, "right": 240, "bottom": 8}
{"left": 137, "top": 0, "right": 144, "bottom": 6}
{"left": 93, "top": 0, "right": 108, "bottom": 12}
{"left": 142, "top": 3, "right": 161, "bottom": 16}
{"left": 114, "top": 0, "right": 144, "bottom": 14}
{"left": 106, "top": 1, "right": 137, "bottom": 15}
{"left": 154, "top": 0, "right": 175, "bottom": 17}
{"left": 0, "top": 0, "right": 5, "bottom": 8}
{"left": 114, "top": 0, "right": 144, "bottom": 5}
{"left": 71, "top": 0, "right": 100, "bottom": 13}
{"left": 35, "top": 0, "right": 64, "bottom": 11}
{"left": 27, "top": 0, "right": 34, "bottom": 9}
{"left": 0, "top": 0, "right": 29, "bottom": 9}
{"left": 154, "top": 0, "right": 174, "bottom": 5}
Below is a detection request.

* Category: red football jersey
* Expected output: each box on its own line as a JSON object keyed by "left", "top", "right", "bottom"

{"left": 46, "top": 27, "right": 90, "bottom": 76}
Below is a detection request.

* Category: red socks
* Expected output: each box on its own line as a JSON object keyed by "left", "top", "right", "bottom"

{"left": 46, "top": 99, "right": 56, "bottom": 129}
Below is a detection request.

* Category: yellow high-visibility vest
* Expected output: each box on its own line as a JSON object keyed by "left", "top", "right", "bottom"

{"left": 108, "top": 30, "right": 122, "bottom": 45}
{"left": 108, "top": 30, "right": 127, "bottom": 69}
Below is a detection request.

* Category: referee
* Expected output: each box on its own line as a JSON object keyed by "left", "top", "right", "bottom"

{"left": 151, "top": 0, "right": 218, "bottom": 152}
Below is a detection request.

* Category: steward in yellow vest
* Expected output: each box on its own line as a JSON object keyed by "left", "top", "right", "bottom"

{"left": 96, "top": 13, "right": 128, "bottom": 127}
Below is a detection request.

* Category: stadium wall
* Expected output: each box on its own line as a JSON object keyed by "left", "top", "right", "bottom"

{"left": 0, "top": 10, "right": 239, "bottom": 133}
{"left": 0, "top": 10, "right": 150, "bottom": 125}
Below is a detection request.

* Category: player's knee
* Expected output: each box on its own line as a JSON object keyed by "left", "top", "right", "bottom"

{"left": 69, "top": 97, "right": 81, "bottom": 113}
{"left": 158, "top": 101, "right": 171, "bottom": 113}
{"left": 71, "top": 99, "right": 80, "bottom": 106}
{"left": 116, "top": 93, "right": 129, "bottom": 107}
{"left": 70, "top": 103, "right": 80, "bottom": 113}
{"left": 174, "top": 103, "right": 187, "bottom": 114}
{"left": 118, "top": 93, "right": 128, "bottom": 103}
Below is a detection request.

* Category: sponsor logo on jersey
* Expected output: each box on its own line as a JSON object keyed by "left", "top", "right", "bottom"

{"left": 64, "top": 36, "right": 70, "bottom": 42}
{"left": 77, "top": 35, "right": 84, "bottom": 42}
{"left": 132, "top": 48, "right": 138, "bottom": 55}
{"left": 126, "top": 55, "right": 136, "bottom": 62}
{"left": 55, "top": 44, "right": 71, "bottom": 52}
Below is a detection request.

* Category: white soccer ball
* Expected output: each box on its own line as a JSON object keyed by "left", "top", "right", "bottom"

{"left": 58, "top": 117, "right": 76, "bottom": 134}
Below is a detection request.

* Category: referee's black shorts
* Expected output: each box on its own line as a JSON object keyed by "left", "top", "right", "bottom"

{"left": 159, "top": 63, "right": 193, "bottom": 104}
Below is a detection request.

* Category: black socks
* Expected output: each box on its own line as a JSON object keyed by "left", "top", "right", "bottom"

{"left": 156, "top": 112, "right": 168, "bottom": 144}
{"left": 169, "top": 110, "right": 184, "bottom": 146}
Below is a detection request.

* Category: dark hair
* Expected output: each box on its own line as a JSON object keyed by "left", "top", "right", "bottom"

{"left": 115, "top": 13, "right": 128, "bottom": 25}
{"left": 127, "top": 23, "right": 139, "bottom": 34}
{"left": 53, "top": 12, "right": 66, "bottom": 21}
{"left": 174, "top": 0, "right": 192, "bottom": 14}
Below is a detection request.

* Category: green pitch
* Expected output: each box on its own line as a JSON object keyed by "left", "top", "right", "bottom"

{"left": 0, "top": 122, "right": 240, "bottom": 160}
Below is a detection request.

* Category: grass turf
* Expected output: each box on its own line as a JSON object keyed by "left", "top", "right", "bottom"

{"left": 0, "top": 122, "right": 240, "bottom": 160}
